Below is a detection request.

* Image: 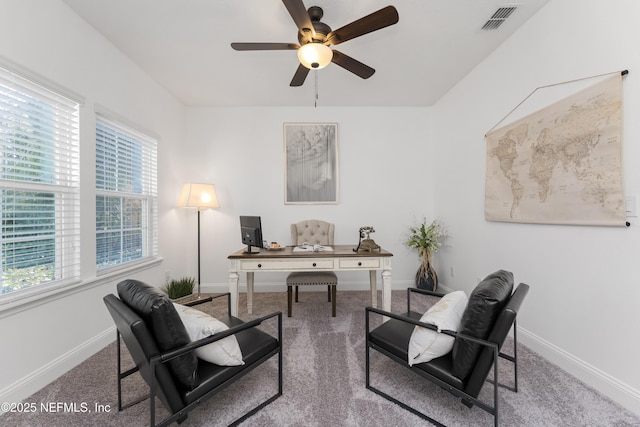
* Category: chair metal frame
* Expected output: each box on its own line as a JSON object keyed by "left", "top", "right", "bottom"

{"left": 365, "top": 287, "right": 523, "bottom": 427}
{"left": 111, "top": 293, "right": 283, "bottom": 427}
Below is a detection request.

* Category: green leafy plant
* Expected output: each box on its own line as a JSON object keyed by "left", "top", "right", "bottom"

{"left": 161, "top": 276, "right": 196, "bottom": 299}
{"left": 404, "top": 219, "right": 447, "bottom": 257}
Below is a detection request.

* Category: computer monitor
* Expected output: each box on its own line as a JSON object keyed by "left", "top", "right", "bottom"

{"left": 240, "top": 215, "right": 264, "bottom": 254}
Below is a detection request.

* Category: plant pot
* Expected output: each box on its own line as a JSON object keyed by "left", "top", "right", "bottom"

{"left": 415, "top": 249, "right": 438, "bottom": 291}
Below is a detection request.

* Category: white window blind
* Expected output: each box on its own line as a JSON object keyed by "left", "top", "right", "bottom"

{"left": 95, "top": 116, "right": 157, "bottom": 271}
{"left": 0, "top": 66, "right": 80, "bottom": 296}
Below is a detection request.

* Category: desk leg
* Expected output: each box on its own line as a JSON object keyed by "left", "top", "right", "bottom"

{"left": 246, "top": 272, "right": 254, "bottom": 315}
{"left": 382, "top": 269, "right": 392, "bottom": 320}
{"left": 369, "top": 270, "right": 378, "bottom": 308}
{"left": 229, "top": 271, "right": 239, "bottom": 317}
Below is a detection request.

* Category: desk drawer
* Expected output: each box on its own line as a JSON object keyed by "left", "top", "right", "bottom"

{"left": 240, "top": 259, "right": 334, "bottom": 270}
{"left": 339, "top": 258, "right": 380, "bottom": 269}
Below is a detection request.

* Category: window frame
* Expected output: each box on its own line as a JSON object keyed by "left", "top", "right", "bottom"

{"left": 0, "top": 61, "right": 82, "bottom": 303}
{"left": 95, "top": 113, "right": 158, "bottom": 275}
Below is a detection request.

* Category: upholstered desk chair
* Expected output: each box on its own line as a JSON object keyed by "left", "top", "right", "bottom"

{"left": 287, "top": 219, "right": 338, "bottom": 317}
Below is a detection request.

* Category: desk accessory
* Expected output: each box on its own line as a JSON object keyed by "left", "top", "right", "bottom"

{"left": 353, "top": 226, "right": 380, "bottom": 252}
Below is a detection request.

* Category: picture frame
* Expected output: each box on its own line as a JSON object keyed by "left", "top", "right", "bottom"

{"left": 284, "top": 122, "right": 338, "bottom": 204}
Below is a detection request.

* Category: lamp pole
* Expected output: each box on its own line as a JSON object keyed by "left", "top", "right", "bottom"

{"left": 177, "top": 182, "right": 219, "bottom": 301}
{"left": 197, "top": 209, "right": 202, "bottom": 296}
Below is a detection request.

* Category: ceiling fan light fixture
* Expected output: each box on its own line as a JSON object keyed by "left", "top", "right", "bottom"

{"left": 297, "top": 43, "right": 333, "bottom": 69}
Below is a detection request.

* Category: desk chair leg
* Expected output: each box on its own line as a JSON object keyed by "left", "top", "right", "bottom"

{"left": 287, "top": 286, "right": 293, "bottom": 317}
{"left": 327, "top": 285, "right": 331, "bottom": 302}
{"left": 331, "top": 285, "right": 336, "bottom": 317}
{"left": 295, "top": 286, "right": 299, "bottom": 302}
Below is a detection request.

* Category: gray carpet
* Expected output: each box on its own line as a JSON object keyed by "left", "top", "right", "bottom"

{"left": 2, "top": 290, "right": 639, "bottom": 426}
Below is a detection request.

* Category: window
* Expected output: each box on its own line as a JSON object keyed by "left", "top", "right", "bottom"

{"left": 95, "top": 116, "right": 157, "bottom": 271}
{"left": 0, "top": 66, "right": 80, "bottom": 296}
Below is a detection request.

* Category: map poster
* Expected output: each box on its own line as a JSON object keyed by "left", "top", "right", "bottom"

{"left": 485, "top": 74, "right": 625, "bottom": 226}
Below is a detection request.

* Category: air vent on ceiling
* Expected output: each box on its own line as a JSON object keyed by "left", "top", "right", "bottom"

{"left": 481, "top": 6, "right": 517, "bottom": 30}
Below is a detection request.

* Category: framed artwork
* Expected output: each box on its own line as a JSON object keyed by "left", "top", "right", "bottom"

{"left": 284, "top": 122, "right": 338, "bottom": 204}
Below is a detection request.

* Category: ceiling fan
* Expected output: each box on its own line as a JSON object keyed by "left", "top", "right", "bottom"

{"left": 230, "top": 0, "right": 399, "bottom": 87}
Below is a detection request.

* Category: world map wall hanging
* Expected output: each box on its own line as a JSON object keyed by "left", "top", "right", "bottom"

{"left": 484, "top": 72, "right": 626, "bottom": 227}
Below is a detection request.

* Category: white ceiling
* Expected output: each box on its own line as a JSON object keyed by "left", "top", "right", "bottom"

{"left": 61, "top": 0, "right": 551, "bottom": 107}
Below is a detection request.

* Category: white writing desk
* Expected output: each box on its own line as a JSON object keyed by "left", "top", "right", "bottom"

{"left": 228, "top": 245, "right": 393, "bottom": 316}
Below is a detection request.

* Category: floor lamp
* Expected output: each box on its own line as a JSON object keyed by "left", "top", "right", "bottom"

{"left": 177, "top": 183, "right": 219, "bottom": 299}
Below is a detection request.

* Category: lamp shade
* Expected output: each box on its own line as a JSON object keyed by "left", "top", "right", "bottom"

{"left": 177, "top": 183, "right": 219, "bottom": 210}
{"left": 297, "top": 43, "right": 333, "bottom": 70}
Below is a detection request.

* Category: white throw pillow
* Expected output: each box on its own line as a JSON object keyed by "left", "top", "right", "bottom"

{"left": 173, "top": 303, "right": 244, "bottom": 366}
{"left": 407, "top": 291, "right": 468, "bottom": 366}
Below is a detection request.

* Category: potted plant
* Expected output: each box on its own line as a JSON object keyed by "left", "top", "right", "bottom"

{"left": 404, "top": 219, "right": 447, "bottom": 291}
{"left": 161, "top": 276, "right": 196, "bottom": 300}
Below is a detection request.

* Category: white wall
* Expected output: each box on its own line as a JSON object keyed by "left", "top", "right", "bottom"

{"left": 0, "top": 0, "right": 187, "bottom": 403}
{"left": 181, "top": 107, "right": 434, "bottom": 291}
{"left": 432, "top": 0, "right": 640, "bottom": 415}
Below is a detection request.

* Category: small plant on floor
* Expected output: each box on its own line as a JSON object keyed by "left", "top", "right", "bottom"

{"left": 161, "top": 276, "right": 196, "bottom": 299}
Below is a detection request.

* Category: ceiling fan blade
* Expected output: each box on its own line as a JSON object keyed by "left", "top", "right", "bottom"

{"left": 282, "top": 0, "right": 315, "bottom": 42}
{"left": 231, "top": 42, "right": 299, "bottom": 51}
{"left": 326, "top": 6, "right": 399, "bottom": 46}
{"left": 331, "top": 50, "right": 375, "bottom": 79}
{"left": 290, "top": 64, "right": 310, "bottom": 87}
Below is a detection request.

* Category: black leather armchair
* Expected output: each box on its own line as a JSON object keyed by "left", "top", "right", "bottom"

{"left": 103, "top": 279, "right": 282, "bottom": 427}
{"left": 366, "top": 271, "right": 529, "bottom": 426}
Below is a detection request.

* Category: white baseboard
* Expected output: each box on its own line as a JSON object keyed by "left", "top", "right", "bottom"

{"left": 519, "top": 327, "right": 640, "bottom": 418}
{"left": 0, "top": 326, "right": 115, "bottom": 406}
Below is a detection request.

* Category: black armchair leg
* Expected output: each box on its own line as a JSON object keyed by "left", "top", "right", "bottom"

{"left": 366, "top": 351, "right": 445, "bottom": 425}
{"left": 230, "top": 313, "right": 283, "bottom": 427}
{"left": 365, "top": 311, "right": 445, "bottom": 425}
{"left": 116, "top": 330, "right": 148, "bottom": 411}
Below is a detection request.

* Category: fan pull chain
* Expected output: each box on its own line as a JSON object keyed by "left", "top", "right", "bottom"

{"left": 315, "top": 71, "right": 319, "bottom": 108}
